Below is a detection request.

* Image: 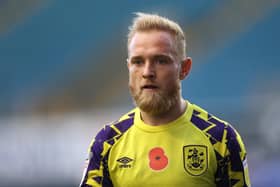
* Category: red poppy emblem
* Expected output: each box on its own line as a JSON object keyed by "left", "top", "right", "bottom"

{"left": 148, "top": 147, "right": 168, "bottom": 171}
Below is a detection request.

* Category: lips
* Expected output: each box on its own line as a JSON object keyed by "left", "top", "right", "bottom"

{"left": 141, "top": 84, "right": 159, "bottom": 90}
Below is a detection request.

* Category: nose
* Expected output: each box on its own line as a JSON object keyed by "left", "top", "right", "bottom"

{"left": 142, "top": 61, "right": 155, "bottom": 79}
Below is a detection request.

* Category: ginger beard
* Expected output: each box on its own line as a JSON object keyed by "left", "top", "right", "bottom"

{"left": 129, "top": 79, "right": 181, "bottom": 116}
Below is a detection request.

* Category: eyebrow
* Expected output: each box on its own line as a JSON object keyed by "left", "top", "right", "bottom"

{"left": 129, "top": 56, "right": 143, "bottom": 60}
{"left": 129, "top": 54, "right": 173, "bottom": 60}
{"left": 153, "top": 54, "right": 172, "bottom": 59}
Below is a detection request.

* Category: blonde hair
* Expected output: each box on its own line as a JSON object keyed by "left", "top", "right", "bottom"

{"left": 127, "top": 12, "right": 186, "bottom": 61}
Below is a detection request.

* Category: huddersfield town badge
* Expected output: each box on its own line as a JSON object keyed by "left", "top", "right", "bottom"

{"left": 183, "top": 145, "right": 208, "bottom": 176}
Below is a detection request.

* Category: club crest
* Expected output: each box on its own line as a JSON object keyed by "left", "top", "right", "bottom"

{"left": 183, "top": 145, "right": 208, "bottom": 176}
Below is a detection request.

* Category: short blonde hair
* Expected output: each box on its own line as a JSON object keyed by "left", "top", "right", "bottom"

{"left": 127, "top": 12, "right": 186, "bottom": 61}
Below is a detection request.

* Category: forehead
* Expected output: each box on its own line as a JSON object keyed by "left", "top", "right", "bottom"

{"left": 128, "top": 30, "right": 176, "bottom": 57}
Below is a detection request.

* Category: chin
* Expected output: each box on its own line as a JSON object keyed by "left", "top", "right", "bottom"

{"left": 136, "top": 92, "right": 176, "bottom": 115}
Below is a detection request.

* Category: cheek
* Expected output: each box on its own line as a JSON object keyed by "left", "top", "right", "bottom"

{"left": 128, "top": 70, "right": 139, "bottom": 86}
{"left": 129, "top": 68, "right": 141, "bottom": 80}
{"left": 160, "top": 70, "right": 180, "bottom": 84}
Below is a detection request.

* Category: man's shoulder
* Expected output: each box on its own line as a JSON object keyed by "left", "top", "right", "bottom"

{"left": 190, "top": 102, "right": 229, "bottom": 126}
{"left": 94, "top": 108, "right": 137, "bottom": 142}
{"left": 189, "top": 102, "right": 233, "bottom": 141}
{"left": 110, "top": 108, "right": 137, "bottom": 133}
{"left": 189, "top": 102, "right": 243, "bottom": 153}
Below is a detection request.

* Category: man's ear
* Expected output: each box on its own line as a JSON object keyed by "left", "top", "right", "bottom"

{"left": 126, "top": 58, "right": 130, "bottom": 69}
{"left": 179, "top": 57, "right": 192, "bottom": 80}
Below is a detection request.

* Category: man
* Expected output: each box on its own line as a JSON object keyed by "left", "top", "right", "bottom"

{"left": 80, "top": 12, "right": 250, "bottom": 187}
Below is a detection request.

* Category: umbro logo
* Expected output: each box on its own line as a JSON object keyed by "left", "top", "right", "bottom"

{"left": 117, "top": 156, "right": 133, "bottom": 168}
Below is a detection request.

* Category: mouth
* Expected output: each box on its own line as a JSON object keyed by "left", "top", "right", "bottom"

{"left": 141, "top": 84, "right": 159, "bottom": 90}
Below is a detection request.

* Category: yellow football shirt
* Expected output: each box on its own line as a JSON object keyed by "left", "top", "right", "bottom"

{"left": 80, "top": 101, "right": 250, "bottom": 187}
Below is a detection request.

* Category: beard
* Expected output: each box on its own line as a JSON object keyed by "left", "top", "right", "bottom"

{"left": 129, "top": 81, "right": 181, "bottom": 116}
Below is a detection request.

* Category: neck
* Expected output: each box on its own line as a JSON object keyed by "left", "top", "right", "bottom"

{"left": 140, "top": 98, "right": 187, "bottom": 126}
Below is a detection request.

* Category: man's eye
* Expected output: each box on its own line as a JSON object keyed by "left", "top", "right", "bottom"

{"left": 156, "top": 58, "right": 169, "bottom": 65}
{"left": 131, "top": 59, "right": 143, "bottom": 65}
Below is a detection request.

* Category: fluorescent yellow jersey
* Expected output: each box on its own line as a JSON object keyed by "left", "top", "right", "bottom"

{"left": 80, "top": 101, "right": 250, "bottom": 187}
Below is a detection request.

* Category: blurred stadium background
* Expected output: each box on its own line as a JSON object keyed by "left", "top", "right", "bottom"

{"left": 1, "top": 0, "right": 280, "bottom": 186}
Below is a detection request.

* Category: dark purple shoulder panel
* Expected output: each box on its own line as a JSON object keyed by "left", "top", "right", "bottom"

{"left": 81, "top": 112, "right": 135, "bottom": 187}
